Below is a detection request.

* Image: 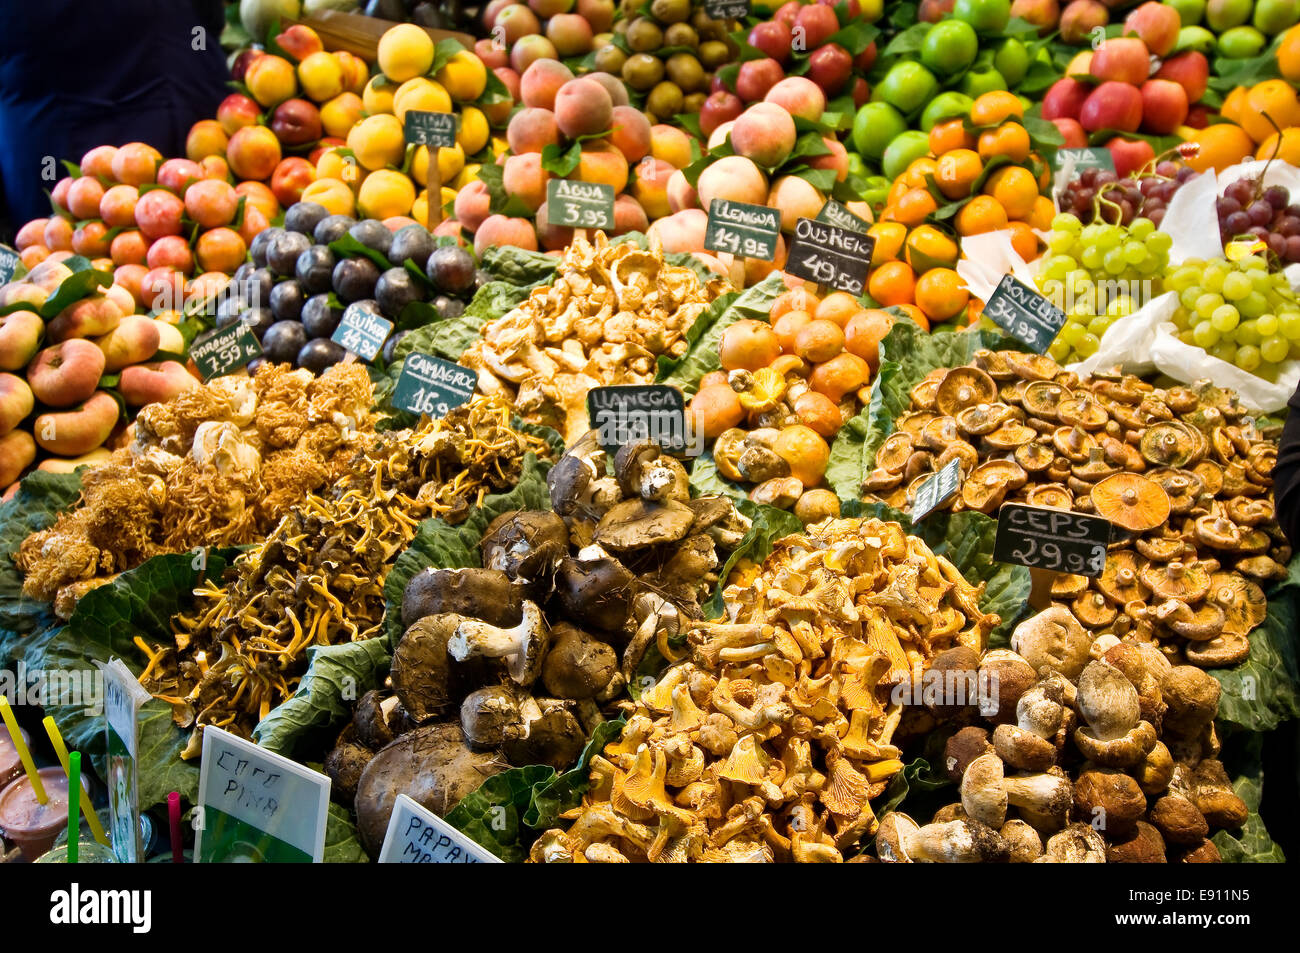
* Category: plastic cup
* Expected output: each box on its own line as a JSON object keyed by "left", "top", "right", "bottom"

{"left": 0, "top": 767, "right": 70, "bottom": 861}
{"left": 0, "top": 724, "right": 31, "bottom": 789}
{"left": 33, "top": 841, "right": 118, "bottom": 863}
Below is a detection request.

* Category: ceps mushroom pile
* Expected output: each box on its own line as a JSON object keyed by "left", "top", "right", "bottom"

{"left": 531, "top": 516, "right": 1000, "bottom": 863}
{"left": 333, "top": 434, "right": 751, "bottom": 858}
{"left": 862, "top": 353, "right": 1283, "bottom": 667}
{"left": 877, "top": 609, "right": 1246, "bottom": 863}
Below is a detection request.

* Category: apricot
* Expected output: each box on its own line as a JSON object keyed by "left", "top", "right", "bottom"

{"left": 79, "top": 145, "right": 118, "bottom": 179}
{"left": 15, "top": 219, "right": 48, "bottom": 251}
{"left": 43, "top": 217, "right": 74, "bottom": 252}
{"left": 508, "top": 107, "right": 561, "bottom": 155}
{"left": 319, "top": 92, "right": 366, "bottom": 139}
{"left": 246, "top": 54, "right": 297, "bottom": 108}
{"left": 577, "top": 141, "right": 630, "bottom": 193}
{"left": 239, "top": 204, "right": 271, "bottom": 247}
{"left": 235, "top": 181, "right": 280, "bottom": 222}
{"left": 502, "top": 153, "right": 551, "bottom": 212}
{"left": 300, "top": 178, "right": 357, "bottom": 217}
{"left": 199, "top": 155, "right": 231, "bottom": 182}
{"left": 767, "top": 175, "right": 825, "bottom": 232}
{"left": 298, "top": 50, "right": 346, "bottom": 102}
{"left": 348, "top": 114, "right": 407, "bottom": 172}
{"left": 184, "top": 179, "right": 238, "bottom": 228}
{"left": 66, "top": 177, "right": 106, "bottom": 220}
{"left": 650, "top": 124, "right": 694, "bottom": 169}
{"left": 358, "top": 169, "right": 418, "bottom": 220}
{"left": 393, "top": 78, "right": 453, "bottom": 123}
{"left": 632, "top": 157, "right": 675, "bottom": 220}
{"left": 71, "top": 222, "right": 111, "bottom": 259}
{"left": 473, "top": 214, "right": 539, "bottom": 256}
{"left": 111, "top": 143, "right": 162, "bottom": 186}
{"left": 436, "top": 50, "right": 488, "bottom": 102}
{"left": 113, "top": 264, "right": 148, "bottom": 307}
{"left": 19, "top": 246, "right": 50, "bottom": 269}
{"left": 363, "top": 75, "right": 401, "bottom": 115}
{"left": 696, "top": 155, "right": 769, "bottom": 208}
{"left": 195, "top": 228, "right": 248, "bottom": 274}
{"left": 139, "top": 267, "right": 187, "bottom": 312}
{"left": 185, "top": 120, "right": 229, "bottom": 162}
{"left": 511, "top": 34, "right": 557, "bottom": 74}
{"left": 378, "top": 23, "right": 436, "bottom": 82}
{"left": 610, "top": 106, "right": 652, "bottom": 164}
{"left": 228, "top": 126, "right": 283, "bottom": 182}
{"left": 146, "top": 235, "right": 194, "bottom": 275}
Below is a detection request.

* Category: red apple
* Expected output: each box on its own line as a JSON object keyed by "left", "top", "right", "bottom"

{"left": 919, "top": 0, "right": 956, "bottom": 20}
{"left": 1140, "top": 78, "right": 1189, "bottom": 134}
{"left": 854, "top": 39, "right": 877, "bottom": 71}
{"left": 774, "top": 1, "right": 802, "bottom": 27}
{"left": 807, "top": 43, "right": 852, "bottom": 96}
{"left": 699, "top": 91, "right": 744, "bottom": 137}
{"left": 270, "top": 99, "right": 323, "bottom": 147}
{"left": 1106, "top": 136, "right": 1156, "bottom": 178}
{"left": 1052, "top": 117, "right": 1088, "bottom": 147}
{"left": 217, "top": 93, "right": 261, "bottom": 136}
{"left": 1042, "top": 77, "right": 1092, "bottom": 120}
{"left": 1080, "top": 81, "right": 1144, "bottom": 132}
{"left": 275, "top": 24, "right": 324, "bottom": 61}
{"left": 748, "top": 20, "right": 794, "bottom": 64}
{"left": 1185, "top": 104, "right": 1212, "bottom": 128}
{"left": 1089, "top": 37, "right": 1151, "bottom": 85}
{"left": 1154, "top": 51, "right": 1208, "bottom": 105}
{"left": 1124, "top": 1, "right": 1179, "bottom": 58}
{"left": 736, "top": 58, "right": 785, "bottom": 103}
{"left": 794, "top": 4, "right": 839, "bottom": 49}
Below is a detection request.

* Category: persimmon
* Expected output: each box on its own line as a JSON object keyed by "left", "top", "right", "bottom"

{"left": 686, "top": 384, "right": 744, "bottom": 439}
{"left": 719, "top": 318, "right": 781, "bottom": 371}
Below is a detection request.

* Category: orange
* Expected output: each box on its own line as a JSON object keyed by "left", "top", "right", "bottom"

{"left": 794, "top": 318, "right": 846, "bottom": 363}
{"left": 929, "top": 118, "right": 976, "bottom": 156}
{"left": 955, "top": 194, "right": 1009, "bottom": 236}
{"left": 889, "top": 187, "right": 938, "bottom": 227}
{"left": 1028, "top": 152, "right": 1052, "bottom": 190}
{"left": 904, "top": 224, "right": 959, "bottom": 272}
{"left": 892, "top": 302, "right": 930, "bottom": 331}
{"left": 935, "top": 148, "right": 983, "bottom": 200}
{"left": 978, "top": 122, "right": 1031, "bottom": 163}
{"left": 794, "top": 391, "right": 844, "bottom": 438}
{"left": 813, "top": 291, "right": 862, "bottom": 329}
{"left": 844, "top": 308, "right": 895, "bottom": 371}
{"left": 773, "top": 424, "right": 831, "bottom": 487}
{"left": 970, "top": 90, "right": 1024, "bottom": 127}
{"left": 868, "top": 260, "right": 916, "bottom": 307}
{"left": 1007, "top": 221, "right": 1040, "bottom": 262}
{"left": 887, "top": 179, "right": 910, "bottom": 207}
{"left": 1242, "top": 80, "right": 1300, "bottom": 143}
{"left": 1026, "top": 194, "right": 1055, "bottom": 231}
{"left": 1256, "top": 128, "right": 1300, "bottom": 165}
{"left": 1186, "top": 123, "right": 1256, "bottom": 173}
{"left": 901, "top": 157, "right": 939, "bottom": 191}
{"left": 966, "top": 297, "right": 985, "bottom": 326}
{"left": 773, "top": 310, "right": 813, "bottom": 354}
{"left": 983, "top": 165, "right": 1038, "bottom": 220}
{"left": 868, "top": 221, "right": 907, "bottom": 263}
{"left": 809, "top": 352, "right": 870, "bottom": 403}
{"left": 1279, "top": 24, "right": 1300, "bottom": 83}
{"left": 1221, "top": 86, "right": 1249, "bottom": 125}
{"left": 720, "top": 319, "right": 782, "bottom": 371}
{"left": 771, "top": 288, "right": 820, "bottom": 320}
{"left": 914, "top": 268, "right": 969, "bottom": 322}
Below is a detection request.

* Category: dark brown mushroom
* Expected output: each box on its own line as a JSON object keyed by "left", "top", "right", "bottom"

{"left": 595, "top": 498, "right": 696, "bottom": 550}
{"left": 748, "top": 476, "right": 803, "bottom": 508}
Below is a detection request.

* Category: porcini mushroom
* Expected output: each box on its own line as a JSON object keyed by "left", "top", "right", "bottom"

{"left": 960, "top": 753, "right": 1074, "bottom": 829}
{"left": 1073, "top": 767, "right": 1146, "bottom": 837}
{"left": 876, "top": 812, "right": 1009, "bottom": 863}
{"left": 1009, "top": 606, "right": 1092, "bottom": 680}
{"left": 447, "top": 600, "right": 551, "bottom": 685}
{"left": 1072, "top": 661, "right": 1157, "bottom": 769}
{"left": 1035, "top": 823, "right": 1107, "bottom": 862}
{"left": 992, "top": 677, "right": 1066, "bottom": 771}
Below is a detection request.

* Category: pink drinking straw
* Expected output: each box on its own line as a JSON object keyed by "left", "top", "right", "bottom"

{"left": 168, "top": 792, "right": 182, "bottom": 863}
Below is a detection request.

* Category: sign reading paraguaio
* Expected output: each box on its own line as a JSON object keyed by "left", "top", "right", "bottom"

{"left": 983, "top": 273, "right": 1068, "bottom": 354}
{"left": 705, "top": 199, "right": 780, "bottom": 261}
{"left": 378, "top": 794, "right": 502, "bottom": 863}
{"left": 404, "top": 110, "right": 458, "bottom": 148}
{"left": 1054, "top": 147, "right": 1115, "bottom": 171}
{"left": 546, "top": 179, "right": 615, "bottom": 230}
{"left": 784, "top": 217, "right": 875, "bottom": 295}
{"left": 393, "top": 352, "right": 476, "bottom": 418}
{"left": 815, "top": 198, "right": 870, "bottom": 234}
{"left": 0, "top": 245, "right": 19, "bottom": 284}
{"left": 911, "top": 458, "right": 962, "bottom": 522}
{"left": 190, "top": 323, "right": 262, "bottom": 381}
{"left": 994, "top": 503, "right": 1111, "bottom": 578}
{"left": 195, "top": 726, "right": 330, "bottom": 863}
{"left": 332, "top": 307, "right": 393, "bottom": 362}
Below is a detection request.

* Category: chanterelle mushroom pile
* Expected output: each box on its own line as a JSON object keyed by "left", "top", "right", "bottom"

{"left": 462, "top": 233, "right": 726, "bottom": 445}
{"left": 140, "top": 394, "right": 546, "bottom": 753}
{"left": 863, "top": 355, "right": 1283, "bottom": 667}
{"left": 531, "top": 516, "right": 999, "bottom": 863}
{"left": 877, "top": 608, "right": 1247, "bottom": 863}
{"left": 17, "top": 363, "right": 377, "bottom": 618}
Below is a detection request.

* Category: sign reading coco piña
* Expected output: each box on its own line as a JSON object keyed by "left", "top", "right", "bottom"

{"left": 587, "top": 384, "right": 702, "bottom": 456}
{"left": 546, "top": 179, "right": 615, "bottom": 230}
{"left": 332, "top": 308, "right": 393, "bottom": 362}
{"left": 190, "top": 324, "right": 262, "bottom": 381}
{"left": 785, "top": 217, "right": 875, "bottom": 295}
{"left": 705, "top": 199, "right": 780, "bottom": 261}
{"left": 994, "top": 503, "right": 1111, "bottom": 578}
{"left": 378, "top": 794, "right": 501, "bottom": 863}
{"left": 194, "top": 726, "right": 330, "bottom": 863}
{"left": 983, "top": 274, "right": 1068, "bottom": 354}
{"left": 392, "top": 353, "right": 476, "bottom": 418}
{"left": 100, "top": 658, "right": 151, "bottom": 863}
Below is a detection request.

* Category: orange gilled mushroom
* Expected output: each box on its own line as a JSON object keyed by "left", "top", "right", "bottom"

{"left": 1057, "top": 395, "right": 1110, "bottom": 431}
{"left": 910, "top": 373, "right": 945, "bottom": 411}
{"left": 919, "top": 415, "right": 962, "bottom": 452}
{"left": 876, "top": 431, "right": 915, "bottom": 473}
{"left": 1027, "top": 482, "right": 1074, "bottom": 510}
{"left": 1015, "top": 441, "right": 1056, "bottom": 473}
{"left": 1052, "top": 425, "right": 1097, "bottom": 462}
{"left": 1140, "top": 420, "right": 1201, "bottom": 468}
{"left": 1097, "top": 551, "right": 1150, "bottom": 605}
{"left": 1022, "top": 380, "right": 1072, "bottom": 420}
{"left": 973, "top": 348, "right": 1016, "bottom": 380}
{"left": 1004, "top": 352, "right": 1062, "bottom": 381}
{"left": 936, "top": 367, "right": 997, "bottom": 417}
{"left": 984, "top": 420, "right": 1038, "bottom": 451}
{"left": 1140, "top": 560, "right": 1212, "bottom": 604}
{"left": 956, "top": 401, "right": 1016, "bottom": 436}
{"left": 1090, "top": 473, "right": 1171, "bottom": 533}
{"left": 961, "top": 460, "right": 1027, "bottom": 513}
{"left": 1208, "top": 572, "right": 1266, "bottom": 638}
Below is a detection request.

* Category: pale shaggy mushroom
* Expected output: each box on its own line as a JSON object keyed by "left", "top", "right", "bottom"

{"left": 447, "top": 600, "right": 551, "bottom": 686}
{"left": 1010, "top": 606, "right": 1093, "bottom": 680}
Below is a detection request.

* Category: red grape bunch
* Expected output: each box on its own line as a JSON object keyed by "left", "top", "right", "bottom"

{"left": 1059, "top": 161, "right": 1196, "bottom": 227}
{"left": 1216, "top": 176, "right": 1300, "bottom": 267}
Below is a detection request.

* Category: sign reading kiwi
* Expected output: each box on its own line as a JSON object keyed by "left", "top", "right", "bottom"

{"left": 190, "top": 323, "right": 263, "bottom": 381}
{"left": 704, "top": 0, "right": 750, "bottom": 18}
{"left": 587, "top": 384, "right": 701, "bottom": 457}
{"left": 0, "top": 245, "right": 18, "bottom": 284}
{"left": 784, "top": 217, "right": 874, "bottom": 296}
{"left": 404, "top": 110, "right": 458, "bottom": 149}
{"left": 393, "top": 352, "right": 476, "bottom": 418}
{"left": 1054, "top": 147, "right": 1115, "bottom": 171}
{"left": 983, "top": 274, "right": 1068, "bottom": 354}
{"left": 815, "top": 199, "right": 870, "bottom": 234}
{"left": 704, "top": 199, "right": 780, "bottom": 261}
{"left": 546, "top": 179, "right": 615, "bottom": 230}
{"left": 332, "top": 308, "right": 393, "bottom": 362}
{"left": 911, "top": 458, "right": 962, "bottom": 522}
{"left": 994, "top": 503, "right": 1111, "bottom": 578}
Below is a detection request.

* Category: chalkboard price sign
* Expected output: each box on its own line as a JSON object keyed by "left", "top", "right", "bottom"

{"left": 994, "top": 503, "right": 1111, "bottom": 578}
{"left": 1055, "top": 147, "right": 1115, "bottom": 171}
{"left": 704, "top": 0, "right": 749, "bottom": 17}
{"left": 405, "top": 110, "right": 458, "bottom": 149}
{"left": 546, "top": 179, "right": 615, "bottom": 230}
{"left": 704, "top": 199, "right": 780, "bottom": 261}
{"left": 190, "top": 323, "right": 263, "bottom": 381}
{"left": 911, "top": 458, "right": 962, "bottom": 522}
{"left": 815, "top": 198, "right": 870, "bottom": 234}
{"left": 0, "top": 245, "right": 19, "bottom": 284}
{"left": 393, "top": 352, "right": 476, "bottom": 418}
{"left": 587, "top": 384, "right": 700, "bottom": 456}
{"left": 983, "top": 274, "right": 1068, "bottom": 354}
{"left": 331, "top": 307, "right": 393, "bottom": 362}
{"left": 784, "top": 217, "right": 875, "bottom": 296}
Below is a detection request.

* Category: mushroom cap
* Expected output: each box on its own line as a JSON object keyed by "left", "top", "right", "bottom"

{"left": 460, "top": 685, "right": 522, "bottom": 747}
{"left": 1010, "top": 606, "right": 1093, "bottom": 681}
{"left": 1000, "top": 818, "right": 1044, "bottom": 863}
{"left": 1184, "top": 632, "right": 1250, "bottom": 668}
{"left": 547, "top": 430, "right": 604, "bottom": 516}
{"left": 977, "top": 649, "right": 1038, "bottom": 723}
{"left": 1097, "top": 550, "right": 1150, "bottom": 605}
{"left": 1052, "top": 424, "right": 1097, "bottom": 462}
{"left": 875, "top": 812, "right": 921, "bottom": 862}
{"left": 1159, "top": 665, "right": 1220, "bottom": 737}
{"left": 615, "top": 439, "right": 663, "bottom": 497}
{"left": 1038, "top": 823, "right": 1108, "bottom": 863}
{"left": 1209, "top": 572, "right": 1267, "bottom": 637}
{"left": 944, "top": 726, "right": 994, "bottom": 782}
{"left": 712, "top": 428, "right": 747, "bottom": 482}
{"left": 919, "top": 415, "right": 961, "bottom": 452}
{"left": 1136, "top": 535, "right": 1188, "bottom": 562}
{"left": 1050, "top": 571, "right": 1089, "bottom": 599}
{"left": 936, "top": 367, "right": 997, "bottom": 416}
{"left": 1073, "top": 768, "right": 1147, "bottom": 836}
{"left": 1140, "top": 560, "right": 1211, "bottom": 603}
{"left": 956, "top": 402, "right": 1015, "bottom": 436}
{"left": 1140, "top": 421, "right": 1200, "bottom": 468}
{"left": 1090, "top": 473, "right": 1170, "bottom": 533}
{"left": 1077, "top": 660, "right": 1141, "bottom": 739}
{"left": 960, "top": 752, "right": 1009, "bottom": 828}
{"left": 1015, "top": 441, "right": 1056, "bottom": 472}
{"left": 993, "top": 723, "right": 1057, "bottom": 771}
{"left": 973, "top": 348, "right": 1017, "bottom": 379}
{"left": 910, "top": 374, "right": 943, "bottom": 410}
{"left": 1022, "top": 380, "right": 1071, "bottom": 419}
{"left": 984, "top": 420, "right": 1038, "bottom": 450}
{"left": 1005, "top": 352, "right": 1061, "bottom": 381}
{"left": 594, "top": 498, "right": 696, "bottom": 551}
{"left": 1149, "top": 795, "right": 1210, "bottom": 846}
{"left": 481, "top": 510, "right": 570, "bottom": 585}
{"left": 896, "top": 410, "right": 937, "bottom": 440}
{"left": 1106, "top": 821, "right": 1167, "bottom": 863}
{"left": 962, "top": 460, "right": 1025, "bottom": 512}
{"left": 876, "top": 431, "right": 915, "bottom": 473}
{"left": 1135, "top": 740, "right": 1174, "bottom": 796}
{"left": 1166, "top": 602, "right": 1226, "bottom": 642}
{"left": 1057, "top": 395, "right": 1109, "bottom": 430}
{"left": 1074, "top": 719, "right": 1157, "bottom": 769}
{"left": 1072, "top": 590, "right": 1117, "bottom": 629}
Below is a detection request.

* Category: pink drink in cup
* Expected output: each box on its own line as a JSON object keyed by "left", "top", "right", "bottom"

{"left": 0, "top": 767, "right": 70, "bottom": 860}
{"left": 0, "top": 725, "right": 30, "bottom": 789}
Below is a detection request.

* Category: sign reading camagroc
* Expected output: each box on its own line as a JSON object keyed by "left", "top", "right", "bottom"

{"left": 705, "top": 199, "right": 780, "bottom": 261}
{"left": 332, "top": 308, "right": 393, "bottom": 362}
{"left": 190, "top": 324, "right": 262, "bottom": 380}
{"left": 784, "top": 217, "right": 875, "bottom": 295}
{"left": 393, "top": 353, "right": 476, "bottom": 418}
{"left": 983, "top": 273, "right": 1068, "bottom": 354}
{"left": 546, "top": 179, "right": 615, "bottom": 229}
{"left": 587, "top": 384, "right": 700, "bottom": 456}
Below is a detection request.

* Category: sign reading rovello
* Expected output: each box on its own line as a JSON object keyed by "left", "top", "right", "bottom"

{"left": 983, "top": 274, "right": 1068, "bottom": 354}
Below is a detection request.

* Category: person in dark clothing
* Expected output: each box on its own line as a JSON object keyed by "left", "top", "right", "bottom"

{"left": 0, "top": 0, "right": 229, "bottom": 237}
{"left": 1276, "top": 383, "right": 1300, "bottom": 549}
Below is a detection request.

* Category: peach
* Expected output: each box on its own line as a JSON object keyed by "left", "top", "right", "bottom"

{"left": 71, "top": 222, "right": 111, "bottom": 259}
{"left": 50, "top": 178, "right": 73, "bottom": 214}
{"left": 111, "top": 143, "right": 162, "bottom": 186}
{"left": 696, "top": 155, "right": 769, "bottom": 208}
{"left": 217, "top": 93, "right": 261, "bottom": 136}
{"left": 767, "top": 175, "right": 824, "bottom": 232}
{"left": 79, "top": 145, "right": 118, "bottom": 179}
{"left": 34, "top": 391, "right": 119, "bottom": 456}
{"left": 667, "top": 169, "right": 700, "bottom": 212}
{"left": 1140, "top": 79, "right": 1189, "bottom": 134}
{"left": 271, "top": 157, "right": 316, "bottom": 207}
{"left": 483, "top": 0, "right": 516, "bottom": 26}
{"left": 497, "top": 3, "right": 542, "bottom": 43}
{"left": 27, "top": 260, "right": 74, "bottom": 294}
{"left": 454, "top": 180, "right": 492, "bottom": 232}
{"left": 195, "top": 228, "right": 248, "bottom": 274}
{"left": 185, "top": 120, "right": 229, "bottom": 163}
{"left": 28, "top": 338, "right": 106, "bottom": 407}
{"left": 555, "top": 79, "right": 615, "bottom": 144}
{"left": 186, "top": 272, "right": 230, "bottom": 310}
{"left": 228, "top": 126, "right": 283, "bottom": 182}
{"left": 1010, "top": 0, "right": 1059, "bottom": 33}
{"left": 0, "top": 374, "right": 34, "bottom": 435}
{"left": 578, "top": 0, "right": 615, "bottom": 31}
{"left": 154, "top": 158, "right": 204, "bottom": 198}
{"left": 336, "top": 51, "right": 369, "bottom": 95}
{"left": 1042, "top": 77, "right": 1091, "bottom": 120}
{"left": 0, "top": 311, "right": 45, "bottom": 371}
{"left": 646, "top": 209, "right": 707, "bottom": 254}
{"left": 15, "top": 219, "right": 48, "bottom": 251}
{"left": 145, "top": 235, "right": 193, "bottom": 275}
{"left": 19, "top": 246, "right": 50, "bottom": 269}
{"left": 47, "top": 295, "right": 122, "bottom": 343}
{"left": 1124, "top": 0, "right": 1179, "bottom": 57}
{"left": 120, "top": 361, "right": 197, "bottom": 407}
{"left": 808, "top": 137, "right": 849, "bottom": 182}
{"left": 93, "top": 315, "right": 160, "bottom": 372}
{"left": 103, "top": 283, "right": 136, "bottom": 318}
{"left": 534, "top": 201, "right": 575, "bottom": 251}
{"left": 473, "top": 214, "right": 539, "bottom": 256}
{"left": 140, "top": 267, "right": 186, "bottom": 312}
{"left": 152, "top": 319, "right": 185, "bottom": 354}
{"left": 587, "top": 72, "right": 630, "bottom": 108}
{"left": 520, "top": 59, "right": 574, "bottom": 109}
{"left": 298, "top": 50, "right": 345, "bottom": 102}
{"left": 510, "top": 35, "right": 559, "bottom": 74}
{"left": 731, "top": 102, "right": 797, "bottom": 168}
{"left": 246, "top": 54, "right": 297, "bottom": 108}
{"left": 507, "top": 107, "right": 561, "bottom": 154}
{"left": 613, "top": 193, "right": 650, "bottom": 235}
{"left": 650, "top": 124, "right": 695, "bottom": 169}
{"left": 708, "top": 120, "right": 736, "bottom": 150}
{"left": 97, "top": 185, "right": 139, "bottom": 229}
{"left": 35, "top": 448, "right": 112, "bottom": 474}
{"left": 1090, "top": 37, "right": 1151, "bottom": 85}
{"left": 239, "top": 204, "right": 271, "bottom": 247}
{"left": 320, "top": 92, "right": 366, "bottom": 139}
{"left": 609, "top": 106, "right": 652, "bottom": 163}
{"left": 185, "top": 179, "right": 239, "bottom": 228}
{"left": 235, "top": 181, "right": 280, "bottom": 222}
{"left": 530, "top": 0, "right": 572, "bottom": 16}
{"left": 547, "top": 13, "right": 593, "bottom": 56}
{"left": 1080, "top": 80, "right": 1144, "bottom": 132}
{"left": 475, "top": 38, "right": 508, "bottom": 70}
{"left": 502, "top": 153, "right": 551, "bottom": 212}
{"left": 577, "top": 141, "right": 630, "bottom": 193}
{"left": 1053, "top": 117, "right": 1089, "bottom": 147}
{"left": 1155, "top": 51, "right": 1209, "bottom": 105}
{"left": 765, "top": 77, "right": 826, "bottom": 122}
{"left": 631, "top": 157, "right": 675, "bottom": 220}
{"left": 0, "top": 430, "right": 36, "bottom": 487}
{"left": 0, "top": 283, "right": 45, "bottom": 312}
{"left": 1060, "top": 0, "right": 1108, "bottom": 44}
{"left": 66, "top": 177, "right": 106, "bottom": 220}
{"left": 737, "top": 58, "right": 785, "bottom": 103}
{"left": 276, "top": 23, "right": 325, "bottom": 60}
{"left": 200, "top": 155, "right": 231, "bottom": 182}
{"left": 300, "top": 178, "right": 356, "bottom": 217}
{"left": 135, "top": 189, "right": 185, "bottom": 240}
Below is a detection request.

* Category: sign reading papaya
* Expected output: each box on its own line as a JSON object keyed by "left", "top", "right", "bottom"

{"left": 190, "top": 324, "right": 262, "bottom": 381}
{"left": 393, "top": 353, "right": 476, "bottom": 418}
{"left": 546, "top": 179, "right": 615, "bottom": 230}
{"left": 784, "top": 217, "right": 874, "bottom": 295}
{"left": 704, "top": 199, "right": 780, "bottom": 261}
{"left": 378, "top": 794, "right": 501, "bottom": 863}
{"left": 405, "top": 110, "right": 458, "bottom": 149}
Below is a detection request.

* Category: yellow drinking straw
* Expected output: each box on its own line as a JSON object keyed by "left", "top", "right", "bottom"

{"left": 42, "top": 716, "right": 109, "bottom": 847}
{"left": 0, "top": 695, "right": 46, "bottom": 804}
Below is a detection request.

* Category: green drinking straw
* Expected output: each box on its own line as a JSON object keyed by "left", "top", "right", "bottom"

{"left": 67, "top": 752, "right": 81, "bottom": 864}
